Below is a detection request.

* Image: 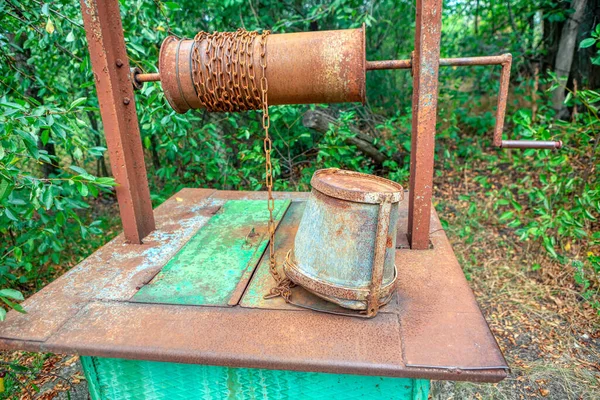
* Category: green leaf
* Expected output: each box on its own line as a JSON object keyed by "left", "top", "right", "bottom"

{"left": 579, "top": 38, "right": 597, "bottom": 49}
{"left": 41, "top": 129, "right": 50, "bottom": 146}
{"left": 0, "top": 308, "right": 6, "bottom": 321}
{"left": 69, "top": 165, "right": 90, "bottom": 176}
{"left": 77, "top": 182, "right": 89, "bottom": 197}
{"left": 0, "top": 179, "right": 12, "bottom": 202}
{"left": 43, "top": 187, "right": 53, "bottom": 210}
{"left": 4, "top": 208, "right": 18, "bottom": 222}
{"left": 0, "top": 298, "right": 26, "bottom": 314}
{"left": 499, "top": 211, "right": 514, "bottom": 222}
{"left": 73, "top": 147, "right": 83, "bottom": 160}
{"left": 13, "top": 247, "right": 22, "bottom": 262}
{"left": 564, "top": 92, "right": 572, "bottom": 104}
{"left": 66, "top": 30, "right": 75, "bottom": 42}
{"left": 56, "top": 211, "right": 66, "bottom": 226}
{"left": 69, "top": 97, "right": 87, "bottom": 109}
{"left": 163, "top": 2, "right": 181, "bottom": 10}
{"left": 0, "top": 289, "right": 24, "bottom": 301}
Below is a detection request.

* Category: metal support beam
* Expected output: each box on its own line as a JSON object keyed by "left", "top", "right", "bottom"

{"left": 80, "top": 0, "right": 155, "bottom": 243}
{"left": 407, "top": 0, "right": 443, "bottom": 250}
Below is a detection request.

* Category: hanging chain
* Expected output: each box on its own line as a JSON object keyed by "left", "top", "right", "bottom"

{"left": 259, "top": 31, "right": 295, "bottom": 302}
{"left": 191, "top": 29, "right": 293, "bottom": 302}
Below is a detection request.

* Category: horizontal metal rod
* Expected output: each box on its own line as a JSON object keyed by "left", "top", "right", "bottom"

{"left": 501, "top": 140, "right": 563, "bottom": 149}
{"left": 365, "top": 59, "right": 412, "bottom": 70}
{"left": 365, "top": 54, "right": 511, "bottom": 71}
{"left": 140, "top": 55, "right": 512, "bottom": 79}
{"left": 136, "top": 72, "right": 161, "bottom": 82}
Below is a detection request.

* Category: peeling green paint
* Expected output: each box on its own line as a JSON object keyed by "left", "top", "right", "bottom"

{"left": 133, "top": 200, "right": 291, "bottom": 306}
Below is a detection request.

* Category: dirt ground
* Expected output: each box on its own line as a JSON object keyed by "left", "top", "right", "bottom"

{"left": 430, "top": 176, "right": 600, "bottom": 399}
{"left": 1, "top": 178, "right": 599, "bottom": 399}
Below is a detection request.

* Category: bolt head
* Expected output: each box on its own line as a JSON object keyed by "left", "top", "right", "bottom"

{"left": 123, "top": 97, "right": 131, "bottom": 105}
{"left": 116, "top": 59, "right": 124, "bottom": 68}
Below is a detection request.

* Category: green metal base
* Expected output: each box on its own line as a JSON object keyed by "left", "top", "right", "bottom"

{"left": 81, "top": 356, "right": 430, "bottom": 400}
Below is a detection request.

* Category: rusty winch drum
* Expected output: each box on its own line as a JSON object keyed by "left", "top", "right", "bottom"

{"left": 284, "top": 169, "right": 403, "bottom": 314}
{"left": 158, "top": 28, "right": 366, "bottom": 113}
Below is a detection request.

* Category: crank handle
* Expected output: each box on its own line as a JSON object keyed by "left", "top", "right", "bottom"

{"left": 500, "top": 140, "right": 563, "bottom": 150}
{"left": 491, "top": 54, "right": 562, "bottom": 150}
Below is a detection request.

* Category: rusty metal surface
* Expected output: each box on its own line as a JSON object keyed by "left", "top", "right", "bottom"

{"left": 407, "top": 0, "right": 443, "bottom": 250}
{"left": 159, "top": 37, "right": 200, "bottom": 113}
{"left": 366, "top": 199, "right": 393, "bottom": 316}
{"left": 158, "top": 28, "right": 365, "bottom": 113}
{"left": 283, "top": 250, "right": 397, "bottom": 302}
{"left": 366, "top": 55, "right": 510, "bottom": 71}
{"left": 439, "top": 55, "right": 511, "bottom": 67}
{"left": 135, "top": 72, "right": 160, "bottom": 83}
{"left": 366, "top": 59, "right": 412, "bottom": 70}
{"left": 395, "top": 205, "right": 508, "bottom": 370}
{"left": 39, "top": 302, "right": 496, "bottom": 382}
{"left": 310, "top": 168, "right": 403, "bottom": 204}
{"left": 79, "top": 0, "right": 155, "bottom": 243}
{"left": 493, "top": 53, "right": 511, "bottom": 147}
{"left": 0, "top": 190, "right": 507, "bottom": 382}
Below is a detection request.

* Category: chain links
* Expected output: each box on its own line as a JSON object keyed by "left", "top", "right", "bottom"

{"left": 191, "top": 29, "right": 293, "bottom": 302}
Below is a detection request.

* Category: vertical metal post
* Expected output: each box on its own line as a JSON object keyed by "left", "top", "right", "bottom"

{"left": 407, "top": 0, "right": 443, "bottom": 250}
{"left": 80, "top": 0, "right": 155, "bottom": 243}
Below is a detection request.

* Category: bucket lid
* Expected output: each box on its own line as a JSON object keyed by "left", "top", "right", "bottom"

{"left": 311, "top": 168, "right": 403, "bottom": 204}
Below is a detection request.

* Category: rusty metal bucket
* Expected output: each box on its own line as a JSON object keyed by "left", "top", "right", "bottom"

{"left": 283, "top": 168, "right": 403, "bottom": 315}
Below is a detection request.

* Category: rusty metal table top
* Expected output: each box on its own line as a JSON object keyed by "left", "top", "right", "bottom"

{"left": 0, "top": 189, "right": 507, "bottom": 382}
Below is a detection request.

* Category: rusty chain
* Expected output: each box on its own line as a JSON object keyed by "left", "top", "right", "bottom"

{"left": 191, "top": 29, "right": 293, "bottom": 301}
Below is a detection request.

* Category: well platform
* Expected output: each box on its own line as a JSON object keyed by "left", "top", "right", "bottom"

{"left": 0, "top": 189, "right": 507, "bottom": 398}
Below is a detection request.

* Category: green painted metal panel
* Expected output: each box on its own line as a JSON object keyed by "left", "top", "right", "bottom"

{"left": 133, "top": 199, "right": 291, "bottom": 306}
{"left": 82, "top": 356, "right": 430, "bottom": 400}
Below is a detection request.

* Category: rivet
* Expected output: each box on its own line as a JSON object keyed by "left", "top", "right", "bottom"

{"left": 123, "top": 97, "right": 130, "bottom": 105}
{"left": 116, "top": 59, "right": 124, "bottom": 68}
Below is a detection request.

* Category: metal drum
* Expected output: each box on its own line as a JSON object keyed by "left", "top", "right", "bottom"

{"left": 284, "top": 168, "right": 403, "bottom": 315}
{"left": 158, "top": 28, "right": 366, "bottom": 113}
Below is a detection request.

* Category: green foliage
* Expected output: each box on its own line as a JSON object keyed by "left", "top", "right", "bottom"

{"left": 1, "top": 0, "right": 116, "bottom": 313}
{"left": 580, "top": 23, "right": 600, "bottom": 65}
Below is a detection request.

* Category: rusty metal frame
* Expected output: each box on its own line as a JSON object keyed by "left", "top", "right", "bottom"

{"left": 80, "top": 0, "right": 155, "bottom": 244}
{"left": 406, "top": 0, "right": 443, "bottom": 250}
{"left": 365, "top": 196, "right": 393, "bottom": 316}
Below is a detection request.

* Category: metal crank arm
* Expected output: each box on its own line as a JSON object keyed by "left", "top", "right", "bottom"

{"left": 367, "top": 54, "right": 563, "bottom": 150}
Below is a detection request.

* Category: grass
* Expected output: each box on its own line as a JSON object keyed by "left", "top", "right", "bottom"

{"left": 432, "top": 162, "right": 600, "bottom": 399}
